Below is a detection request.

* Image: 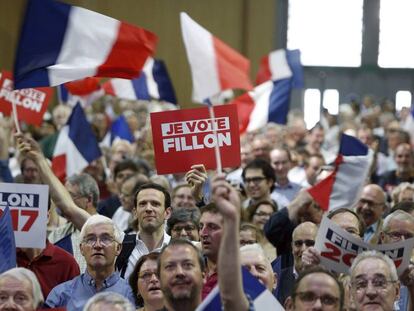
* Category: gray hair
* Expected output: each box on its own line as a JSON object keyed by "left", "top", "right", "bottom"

{"left": 166, "top": 208, "right": 200, "bottom": 236}
{"left": 383, "top": 209, "right": 414, "bottom": 232}
{"left": 0, "top": 268, "right": 44, "bottom": 308}
{"left": 79, "top": 215, "right": 124, "bottom": 244}
{"left": 67, "top": 173, "right": 100, "bottom": 208}
{"left": 240, "top": 243, "right": 272, "bottom": 272}
{"left": 83, "top": 292, "right": 135, "bottom": 311}
{"left": 350, "top": 250, "right": 398, "bottom": 282}
{"left": 391, "top": 182, "right": 414, "bottom": 204}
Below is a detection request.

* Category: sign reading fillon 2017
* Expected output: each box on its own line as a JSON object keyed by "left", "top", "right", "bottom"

{"left": 150, "top": 105, "right": 241, "bottom": 174}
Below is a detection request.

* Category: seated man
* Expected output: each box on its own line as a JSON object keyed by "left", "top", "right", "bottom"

{"left": 45, "top": 215, "right": 135, "bottom": 311}
{"left": 285, "top": 266, "right": 344, "bottom": 311}
{"left": 166, "top": 208, "right": 200, "bottom": 241}
{"left": 350, "top": 250, "right": 400, "bottom": 311}
{"left": 0, "top": 267, "right": 44, "bottom": 311}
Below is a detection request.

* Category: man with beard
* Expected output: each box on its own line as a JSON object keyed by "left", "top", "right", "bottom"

{"left": 117, "top": 183, "right": 172, "bottom": 278}
{"left": 355, "top": 184, "right": 387, "bottom": 244}
{"left": 157, "top": 239, "right": 204, "bottom": 311}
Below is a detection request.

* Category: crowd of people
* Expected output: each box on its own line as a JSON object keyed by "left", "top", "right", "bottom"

{"left": 1, "top": 95, "right": 414, "bottom": 310}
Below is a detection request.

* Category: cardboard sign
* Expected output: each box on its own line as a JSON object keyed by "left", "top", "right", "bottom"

{"left": 150, "top": 105, "right": 241, "bottom": 174}
{"left": 315, "top": 216, "right": 414, "bottom": 275}
{"left": 0, "top": 71, "right": 53, "bottom": 126}
{"left": 0, "top": 183, "right": 49, "bottom": 249}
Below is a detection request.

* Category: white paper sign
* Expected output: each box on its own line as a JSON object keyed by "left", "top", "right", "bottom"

{"left": 315, "top": 216, "right": 414, "bottom": 275}
{"left": 0, "top": 183, "right": 49, "bottom": 248}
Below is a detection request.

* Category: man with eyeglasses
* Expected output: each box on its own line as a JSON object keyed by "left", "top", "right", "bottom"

{"left": 276, "top": 221, "right": 318, "bottom": 305}
{"left": 355, "top": 184, "right": 387, "bottom": 244}
{"left": 45, "top": 215, "right": 135, "bottom": 311}
{"left": 379, "top": 210, "right": 414, "bottom": 311}
{"left": 285, "top": 266, "right": 344, "bottom": 311}
{"left": 242, "top": 159, "right": 280, "bottom": 208}
{"left": 350, "top": 250, "right": 400, "bottom": 311}
{"left": 167, "top": 208, "right": 200, "bottom": 241}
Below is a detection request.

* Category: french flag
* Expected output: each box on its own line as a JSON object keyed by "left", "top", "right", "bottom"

{"left": 52, "top": 103, "right": 102, "bottom": 181}
{"left": 180, "top": 12, "right": 252, "bottom": 103}
{"left": 232, "top": 49, "right": 303, "bottom": 133}
{"left": 256, "top": 49, "right": 304, "bottom": 88}
{"left": 103, "top": 58, "right": 177, "bottom": 104}
{"left": 308, "top": 134, "right": 374, "bottom": 211}
{"left": 196, "top": 268, "right": 284, "bottom": 311}
{"left": 14, "top": 0, "right": 157, "bottom": 89}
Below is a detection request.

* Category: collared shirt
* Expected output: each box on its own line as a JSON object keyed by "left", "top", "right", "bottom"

{"left": 363, "top": 221, "right": 379, "bottom": 243}
{"left": 112, "top": 206, "right": 132, "bottom": 232}
{"left": 124, "top": 232, "right": 171, "bottom": 279}
{"left": 271, "top": 181, "right": 302, "bottom": 202}
{"left": 45, "top": 270, "right": 134, "bottom": 311}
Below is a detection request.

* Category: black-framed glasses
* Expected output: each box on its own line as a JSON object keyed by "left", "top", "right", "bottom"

{"left": 244, "top": 176, "right": 266, "bottom": 185}
{"left": 352, "top": 276, "right": 396, "bottom": 291}
{"left": 172, "top": 225, "right": 197, "bottom": 233}
{"left": 293, "top": 239, "right": 315, "bottom": 247}
{"left": 254, "top": 211, "right": 272, "bottom": 217}
{"left": 384, "top": 231, "right": 414, "bottom": 241}
{"left": 297, "top": 291, "right": 339, "bottom": 306}
{"left": 357, "top": 198, "right": 383, "bottom": 208}
{"left": 82, "top": 234, "right": 116, "bottom": 247}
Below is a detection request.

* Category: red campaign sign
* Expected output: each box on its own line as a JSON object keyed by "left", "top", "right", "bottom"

{"left": 151, "top": 105, "right": 241, "bottom": 174}
{"left": 0, "top": 71, "right": 53, "bottom": 126}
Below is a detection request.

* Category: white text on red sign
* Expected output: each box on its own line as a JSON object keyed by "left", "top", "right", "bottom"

{"left": 0, "top": 78, "right": 45, "bottom": 112}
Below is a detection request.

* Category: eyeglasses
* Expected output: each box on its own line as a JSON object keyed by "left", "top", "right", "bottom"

{"left": 82, "top": 234, "right": 116, "bottom": 247}
{"left": 254, "top": 211, "right": 272, "bottom": 217}
{"left": 352, "top": 276, "right": 396, "bottom": 291}
{"left": 297, "top": 291, "right": 339, "bottom": 306}
{"left": 357, "top": 198, "right": 383, "bottom": 208}
{"left": 138, "top": 271, "right": 158, "bottom": 282}
{"left": 244, "top": 177, "right": 266, "bottom": 185}
{"left": 293, "top": 239, "right": 315, "bottom": 247}
{"left": 172, "top": 225, "right": 197, "bottom": 233}
{"left": 384, "top": 231, "right": 414, "bottom": 241}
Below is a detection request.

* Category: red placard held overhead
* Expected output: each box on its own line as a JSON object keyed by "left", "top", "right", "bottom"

{"left": 151, "top": 105, "right": 241, "bottom": 174}
{"left": 0, "top": 71, "right": 53, "bottom": 126}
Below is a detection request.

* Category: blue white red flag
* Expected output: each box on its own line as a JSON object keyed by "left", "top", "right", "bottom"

{"left": 256, "top": 49, "right": 304, "bottom": 88}
{"left": 308, "top": 134, "right": 373, "bottom": 211}
{"left": 103, "top": 58, "right": 177, "bottom": 104}
{"left": 110, "top": 115, "right": 134, "bottom": 143}
{"left": 196, "top": 268, "right": 284, "bottom": 311}
{"left": 52, "top": 103, "right": 102, "bottom": 180}
{"left": 0, "top": 206, "right": 17, "bottom": 273}
{"left": 180, "top": 12, "right": 252, "bottom": 103}
{"left": 14, "top": 0, "right": 157, "bottom": 89}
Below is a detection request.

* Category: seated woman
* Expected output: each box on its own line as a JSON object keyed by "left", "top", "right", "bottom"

{"left": 129, "top": 253, "right": 163, "bottom": 311}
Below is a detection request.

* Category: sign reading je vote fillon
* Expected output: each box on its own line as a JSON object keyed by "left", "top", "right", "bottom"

{"left": 315, "top": 216, "right": 414, "bottom": 276}
{"left": 0, "top": 183, "right": 49, "bottom": 249}
{"left": 0, "top": 71, "right": 53, "bottom": 126}
{"left": 150, "top": 104, "right": 241, "bottom": 174}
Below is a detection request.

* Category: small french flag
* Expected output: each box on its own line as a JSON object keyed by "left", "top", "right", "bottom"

{"left": 308, "top": 134, "right": 374, "bottom": 211}
{"left": 180, "top": 12, "right": 252, "bottom": 103}
{"left": 52, "top": 103, "right": 102, "bottom": 181}
{"left": 14, "top": 0, "right": 157, "bottom": 89}
{"left": 103, "top": 58, "right": 177, "bottom": 104}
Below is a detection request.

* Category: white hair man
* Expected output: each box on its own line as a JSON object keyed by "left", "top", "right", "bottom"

{"left": 45, "top": 215, "right": 134, "bottom": 311}
{"left": 0, "top": 267, "right": 44, "bottom": 311}
{"left": 83, "top": 292, "right": 135, "bottom": 311}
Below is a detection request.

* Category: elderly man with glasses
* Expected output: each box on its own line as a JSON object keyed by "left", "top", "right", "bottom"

{"left": 45, "top": 215, "right": 135, "bottom": 311}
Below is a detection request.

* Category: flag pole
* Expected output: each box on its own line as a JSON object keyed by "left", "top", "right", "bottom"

{"left": 11, "top": 101, "right": 21, "bottom": 134}
{"left": 205, "top": 99, "right": 222, "bottom": 174}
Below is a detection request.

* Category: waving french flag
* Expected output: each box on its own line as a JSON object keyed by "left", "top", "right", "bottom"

{"left": 103, "top": 58, "right": 177, "bottom": 104}
{"left": 14, "top": 0, "right": 157, "bottom": 89}
{"left": 180, "top": 12, "right": 252, "bottom": 103}
{"left": 256, "top": 49, "right": 304, "bottom": 88}
{"left": 196, "top": 268, "right": 284, "bottom": 311}
{"left": 52, "top": 103, "right": 102, "bottom": 181}
{"left": 308, "top": 134, "right": 374, "bottom": 211}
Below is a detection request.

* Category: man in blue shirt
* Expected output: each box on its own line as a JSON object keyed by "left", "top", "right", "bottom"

{"left": 45, "top": 215, "right": 135, "bottom": 311}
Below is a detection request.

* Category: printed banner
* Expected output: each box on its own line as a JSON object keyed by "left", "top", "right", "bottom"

{"left": 0, "top": 71, "right": 53, "bottom": 126}
{"left": 0, "top": 183, "right": 49, "bottom": 249}
{"left": 315, "top": 216, "right": 414, "bottom": 275}
{"left": 150, "top": 105, "right": 241, "bottom": 174}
